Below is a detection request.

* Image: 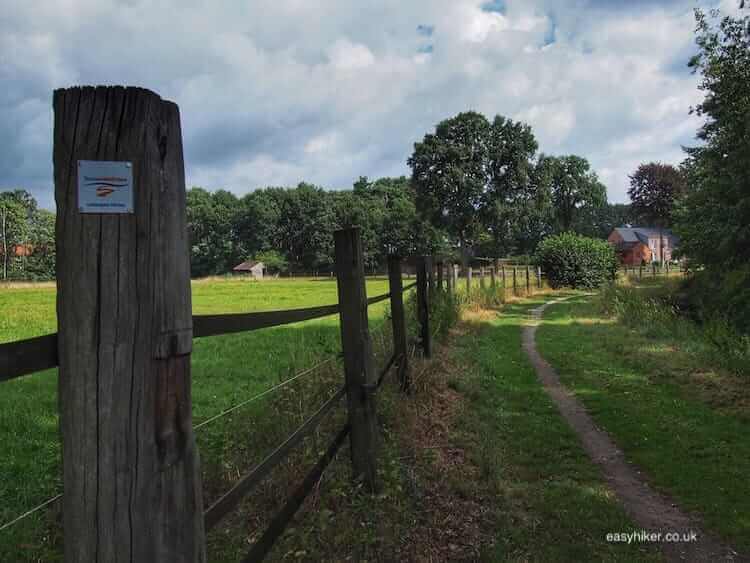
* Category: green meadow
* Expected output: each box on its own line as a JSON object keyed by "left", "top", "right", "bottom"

{"left": 0, "top": 277, "right": 393, "bottom": 562}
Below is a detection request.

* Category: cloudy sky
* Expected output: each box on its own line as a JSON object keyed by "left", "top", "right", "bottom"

{"left": 1, "top": 0, "right": 743, "bottom": 210}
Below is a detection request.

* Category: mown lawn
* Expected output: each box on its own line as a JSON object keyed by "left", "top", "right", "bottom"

{"left": 0, "top": 277, "right": 392, "bottom": 562}
{"left": 535, "top": 294, "right": 750, "bottom": 552}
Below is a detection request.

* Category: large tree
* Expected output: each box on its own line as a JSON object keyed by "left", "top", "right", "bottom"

{"left": 408, "top": 111, "right": 491, "bottom": 263}
{"left": 544, "top": 155, "right": 607, "bottom": 233}
{"left": 628, "top": 162, "right": 685, "bottom": 263}
{"left": 675, "top": 6, "right": 750, "bottom": 330}
{"left": 628, "top": 163, "right": 685, "bottom": 228}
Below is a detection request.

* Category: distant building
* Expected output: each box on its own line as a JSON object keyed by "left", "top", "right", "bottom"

{"left": 0, "top": 243, "right": 35, "bottom": 257}
{"left": 232, "top": 260, "right": 265, "bottom": 279}
{"left": 607, "top": 227, "right": 679, "bottom": 265}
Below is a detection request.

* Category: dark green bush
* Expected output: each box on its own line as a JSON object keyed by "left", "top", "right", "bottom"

{"left": 536, "top": 233, "right": 618, "bottom": 289}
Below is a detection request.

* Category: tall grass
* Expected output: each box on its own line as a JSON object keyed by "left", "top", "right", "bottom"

{"left": 600, "top": 281, "right": 749, "bottom": 377}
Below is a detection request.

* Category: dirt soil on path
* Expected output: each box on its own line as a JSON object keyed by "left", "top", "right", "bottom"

{"left": 522, "top": 297, "right": 747, "bottom": 563}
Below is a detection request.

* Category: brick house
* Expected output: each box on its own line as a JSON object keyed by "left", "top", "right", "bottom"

{"left": 607, "top": 227, "right": 678, "bottom": 265}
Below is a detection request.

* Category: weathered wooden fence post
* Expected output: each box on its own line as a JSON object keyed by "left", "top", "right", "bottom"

{"left": 513, "top": 267, "right": 517, "bottom": 295}
{"left": 452, "top": 263, "right": 458, "bottom": 292}
{"left": 426, "top": 256, "right": 435, "bottom": 297}
{"left": 436, "top": 260, "right": 444, "bottom": 292}
{"left": 537, "top": 266, "right": 542, "bottom": 289}
{"left": 54, "top": 86, "right": 205, "bottom": 562}
{"left": 388, "top": 256, "right": 409, "bottom": 391}
{"left": 479, "top": 267, "right": 486, "bottom": 289}
{"left": 416, "top": 257, "right": 431, "bottom": 358}
{"left": 446, "top": 263, "right": 453, "bottom": 293}
{"left": 524, "top": 266, "right": 529, "bottom": 294}
{"left": 334, "top": 227, "right": 378, "bottom": 490}
{"left": 501, "top": 264, "right": 506, "bottom": 291}
{"left": 490, "top": 266, "right": 497, "bottom": 288}
{"left": 466, "top": 266, "right": 472, "bottom": 295}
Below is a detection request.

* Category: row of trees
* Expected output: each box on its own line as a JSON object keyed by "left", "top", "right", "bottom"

{"left": 186, "top": 177, "right": 439, "bottom": 277}
{"left": 187, "top": 112, "right": 631, "bottom": 277}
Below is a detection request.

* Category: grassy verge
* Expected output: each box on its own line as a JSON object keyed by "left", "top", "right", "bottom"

{"left": 259, "top": 292, "right": 660, "bottom": 561}
{"left": 446, "top": 295, "right": 660, "bottom": 562}
{"left": 535, "top": 292, "right": 750, "bottom": 552}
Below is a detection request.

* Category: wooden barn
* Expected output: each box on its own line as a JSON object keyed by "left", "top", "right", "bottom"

{"left": 232, "top": 260, "right": 265, "bottom": 279}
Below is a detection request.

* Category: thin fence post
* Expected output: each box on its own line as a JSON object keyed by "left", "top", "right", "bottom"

{"left": 387, "top": 255, "right": 409, "bottom": 392}
{"left": 416, "top": 256, "right": 431, "bottom": 358}
{"left": 501, "top": 264, "right": 506, "bottom": 294}
{"left": 513, "top": 267, "right": 517, "bottom": 295}
{"left": 479, "top": 267, "right": 486, "bottom": 289}
{"left": 466, "top": 266, "right": 473, "bottom": 296}
{"left": 54, "top": 86, "right": 205, "bottom": 562}
{"left": 639, "top": 263, "right": 643, "bottom": 279}
{"left": 490, "top": 266, "right": 496, "bottom": 288}
{"left": 446, "top": 263, "right": 453, "bottom": 293}
{"left": 334, "top": 227, "right": 378, "bottom": 490}
{"left": 452, "top": 263, "right": 458, "bottom": 292}
{"left": 537, "top": 266, "right": 542, "bottom": 289}
{"left": 436, "top": 260, "right": 444, "bottom": 292}
{"left": 426, "top": 256, "right": 435, "bottom": 298}
{"left": 526, "top": 265, "right": 531, "bottom": 294}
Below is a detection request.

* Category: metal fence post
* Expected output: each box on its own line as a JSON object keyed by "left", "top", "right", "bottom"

{"left": 334, "top": 227, "right": 378, "bottom": 490}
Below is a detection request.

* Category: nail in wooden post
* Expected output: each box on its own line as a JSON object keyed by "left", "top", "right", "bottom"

{"left": 387, "top": 256, "right": 409, "bottom": 391}
{"left": 416, "top": 257, "right": 431, "bottom": 358}
{"left": 54, "top": 86, "right": 205, "bottom": 562}
{"left": 334, "top": 227, "right": 378, "bottom": 490}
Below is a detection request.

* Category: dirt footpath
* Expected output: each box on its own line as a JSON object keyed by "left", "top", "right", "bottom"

{"left": 522, "top": 297, "right": 746, "bottom": 563}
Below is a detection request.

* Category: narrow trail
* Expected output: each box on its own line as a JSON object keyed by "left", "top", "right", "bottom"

{"left": 521, "top": 296, "right": 746, "bottom": 563}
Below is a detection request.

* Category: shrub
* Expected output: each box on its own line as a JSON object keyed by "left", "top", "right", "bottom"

{"left": 536, "top": 233, "right": 618, "bottom": 289}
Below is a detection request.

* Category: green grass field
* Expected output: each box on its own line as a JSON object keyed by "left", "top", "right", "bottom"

{"left": 0, "top": 277, "right": 393, "bottom": 561}
{"left": 535, "top": 293, "right": 750, "bottom": 552}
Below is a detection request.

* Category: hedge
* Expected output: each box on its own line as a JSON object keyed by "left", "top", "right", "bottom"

{"left": 536, "top": 233, "right": 618, "bottom": 289}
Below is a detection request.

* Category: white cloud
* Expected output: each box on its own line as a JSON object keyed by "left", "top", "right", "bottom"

{"left": 0, "top": 0, "right": 729, "bottom": 208}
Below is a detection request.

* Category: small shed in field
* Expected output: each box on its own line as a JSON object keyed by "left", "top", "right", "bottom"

{"left": 232, "top": 260, "right": 265, "bottom": 279}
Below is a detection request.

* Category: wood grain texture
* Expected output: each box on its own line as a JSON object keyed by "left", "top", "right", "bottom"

{"left": 387, "top": 256, "right": 409, "bottom": 391}
{"left": 54, "top": 86, "right": 205, "bottom": 563}
{"left": 416, "top": 257, "right": 431, "bottom": 359}
{"left": 334, "top": 227, "right": 378, "bottom": 490}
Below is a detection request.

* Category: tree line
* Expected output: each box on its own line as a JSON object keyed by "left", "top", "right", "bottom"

{"left": 186, "top": 113, "right": 636, "bottom": 278}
